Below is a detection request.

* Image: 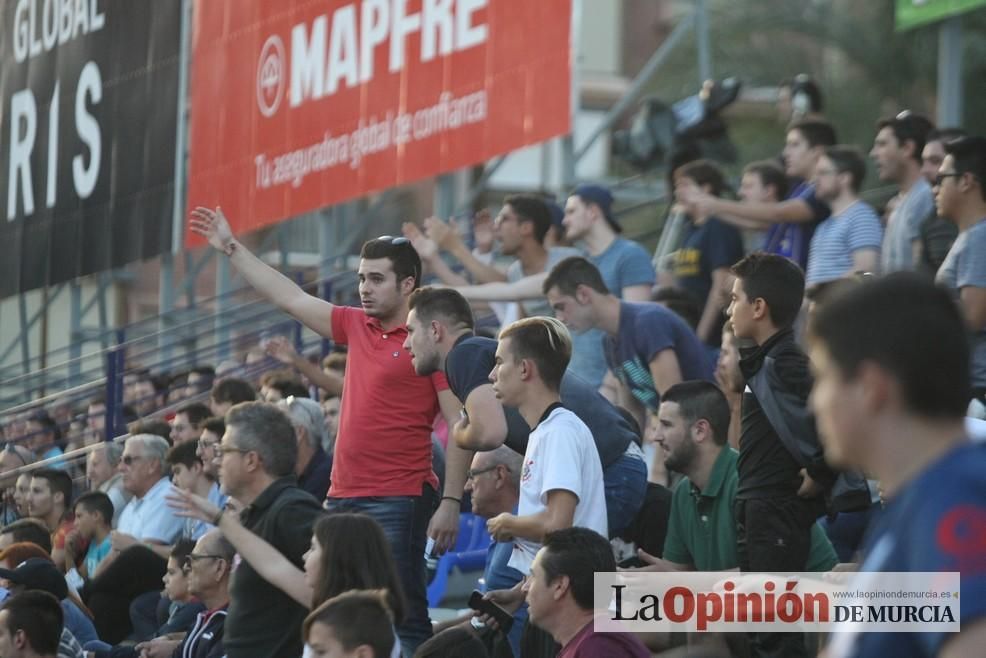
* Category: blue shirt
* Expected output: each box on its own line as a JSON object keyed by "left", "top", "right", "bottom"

{"left": 763, "top": 182, "right": 830, "bottom": 269}
{"left": 184, "top": 483, "right": 227, "bottom": 541}
{"left": 84, "top": 534, "right": 112, "bottom": 578}
{"left": 846, "top": 441, "right": 986, "bottom": 658}
{"left": 604, "top": 302, "right": 713, "bottom": 411}
{"left": 568, "top": 238, "right": 656, "bottom": 388}
{"left": 484, "top": 540, "right": 527, "bottom": 658}
{"left": 805, "top": 200, "right": 883, "bottom": 286}
{"left": 62, "top": 598, "right": 99, "bottom": 646}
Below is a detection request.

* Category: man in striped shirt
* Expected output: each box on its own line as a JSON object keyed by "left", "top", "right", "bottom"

{"left": 805, "top": 146, "right": 883, "bottom": 289}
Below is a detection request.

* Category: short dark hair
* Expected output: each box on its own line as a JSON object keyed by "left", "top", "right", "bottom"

{"left": 809, "top": 272, "right": 970, "bottom": 418}
{"left": 201, "top": 417, "right": 225, "bottom": 437}
{"left": 1, "top": 590, "right": 63, "bottom": 654}
{"left": 26, "top": 410, "right": 61, "bottom": 446}
{"left": 543, "top": 256, "right": 610, "bottom": 297}
{"left": 128, "top": 418, "right": 172, "bottom": 442}
{"left": 944, "top": 136, "right": 986, "bottom": 202}
{"left": 74, "top": 491, "right": 113, "bottom": 527}
{"left": 743, "top": 160, "right": 789, "bottom": 200}
{"left": 30, "top": 468, "right": 73, "bottom": 509}
{"left": 927, "top": 127, "right": 967, "bottom": 145}
{"left": 226, "top": 402, "right": 297, "bottom": 477}
{"left": 360, "top": 237, "right": 422, "bottom": 289}
{"left": 211, "top": 378, "right": 257, "bottom": 406}
{"left": 823, "top": 146, "right": 867, "bottom": 194}
{"left": 788, "top": 119, "right": 837, "bottom": 148}
{"left": 730, "top": 252, "right": 805, "bottom": 329}
{"left": 408, "top": 287, "right": 476, "bottom": 332}
{"left": 498, "top": 318, "right": 572, "bottom": 392}
{"left": 175, "top": 402, "right": 212, "bottom": 428}
{"left": 540, "top": 527, "right": 615, "bottom": 610}
{"left": 166, "top": 440, "right": 202, "bottom": 470}
{"left": 652, "top": 286, "right": 701, "bottom": 330}
{"left": 170, "top": 538, "right": 197, "bottom": 563}
{"left": 414, "top": 626, "right": 489, "bottom": 658}
{"left": 504, "top": 194, "right": 553, "bottom": 244}
{"left": 0, "top": 519, "right": 52, "bottom": 554}
{"left": 661, "top": 381, "right": 730, "bottom": 446}
{"left": 675, "top": 159, "right": 727, "bottom": 197}
{"left": 303, "top": 590, "right": 395, "bottom": 658}
{"left": 265, "top": 375, "right": 309, "bottom": 400}
{"left": 877, "top": 112, "right": 934, "bottom": 163}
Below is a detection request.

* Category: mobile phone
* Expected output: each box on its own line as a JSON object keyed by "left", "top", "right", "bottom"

{"left": 468, "top": 590, "right": 514, "bottom": 634}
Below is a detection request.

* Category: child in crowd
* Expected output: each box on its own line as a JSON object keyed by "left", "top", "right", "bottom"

{"left": 67, "top": 491, "right": 113, "bottom": 582}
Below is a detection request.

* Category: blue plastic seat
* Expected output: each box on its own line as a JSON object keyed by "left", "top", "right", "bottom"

{"left": 426, "top": 512, "right": 493, "bottom": 607}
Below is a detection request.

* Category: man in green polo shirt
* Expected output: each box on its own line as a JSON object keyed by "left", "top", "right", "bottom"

{"left": 631, "top": 380, "right": 837, "bottom": 572}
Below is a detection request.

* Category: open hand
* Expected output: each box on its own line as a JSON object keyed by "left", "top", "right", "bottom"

{"left": 401, "top": 222, "right": 438, "bottom": 261}
{"left": 265, "top": 336, "right": 298, "bottom": 365}
{"left": 167, "top": 487, "right": 221, "bottom": 524}
{"left": 189, "top": 206, "right": 235, "bottom": 253}
{"left": 423, "top": 216, "right": 460, "bottom": 251}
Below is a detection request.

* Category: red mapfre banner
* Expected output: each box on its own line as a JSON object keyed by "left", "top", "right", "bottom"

{"left": 186, "top": 0, "right": 572, "bottom": 240}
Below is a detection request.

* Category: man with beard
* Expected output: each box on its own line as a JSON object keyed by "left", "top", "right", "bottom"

{"left": 629, "top": 380, "right": 835, "bottom": 574}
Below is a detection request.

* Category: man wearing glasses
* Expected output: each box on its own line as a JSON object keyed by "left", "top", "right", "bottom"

{"left": 935, "top": 135, "right": 986, "bottom": 414}
{"left": 138, "top": 528, "right": 234, "bottom": 658}
{"left": 190, "top": 207, "right": 464, "bottom": 655}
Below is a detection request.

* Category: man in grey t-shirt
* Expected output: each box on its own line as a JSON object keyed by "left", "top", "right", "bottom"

{"left": 934, "top": 136, "right": 986, "bottom": 403}
{"left": 871, "top": 112, "right": 935, "bottom": 273}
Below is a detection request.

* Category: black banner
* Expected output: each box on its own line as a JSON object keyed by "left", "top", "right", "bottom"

{"left": 0, "top": 0, "right": 181, "bottom": 298}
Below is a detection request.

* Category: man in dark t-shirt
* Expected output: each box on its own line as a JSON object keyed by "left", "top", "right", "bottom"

{"left": 404, "top": 287, "right": 648, "bottom": 537}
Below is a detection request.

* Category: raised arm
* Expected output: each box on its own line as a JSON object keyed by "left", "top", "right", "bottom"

{"left": 265, "top": 336, "right": 344, "bottom": 397}
{"left": 167, "top": 488, "right": 313, "bottom": 607}
{"left": 455, "top": 272, "right": 548, "bottom": 303}
{"left": 425, "top": 216, "right": 508, "bottom": 284}
{"left": 679, "top": 189, "right": 817, "bottom": 228}
{"left": 190, "top": 207, "right": 335, "bottom": 339}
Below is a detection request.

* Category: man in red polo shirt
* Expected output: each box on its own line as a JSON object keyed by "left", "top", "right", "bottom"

{"left": 190, "top": 207, "right": 466, "bottom": 655}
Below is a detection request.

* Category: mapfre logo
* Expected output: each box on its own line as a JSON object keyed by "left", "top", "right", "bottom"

{"left": 256, "top": 35, "right": 286, "bottom": 117}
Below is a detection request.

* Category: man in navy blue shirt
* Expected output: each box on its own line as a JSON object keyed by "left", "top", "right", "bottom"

{"left": 810, "top": 273, "right": 986, "bottom": 657}
{"left": 403, "top": 287, "right": 648, "bottom": 537}
{"left": 543, "top": 257, "right": 713, "bottom": 416}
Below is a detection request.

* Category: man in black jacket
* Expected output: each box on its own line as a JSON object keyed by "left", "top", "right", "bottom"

{"left": 726, "top": 252, "right": 835, "bottom": 657}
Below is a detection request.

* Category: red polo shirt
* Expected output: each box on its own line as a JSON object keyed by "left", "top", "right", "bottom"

{"left": 329, "top": 306, "right": 447, "bottom": 498}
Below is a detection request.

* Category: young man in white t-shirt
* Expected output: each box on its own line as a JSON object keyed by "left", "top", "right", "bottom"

{"left": 485, "top": 317, "right": 608, "bottom": 577}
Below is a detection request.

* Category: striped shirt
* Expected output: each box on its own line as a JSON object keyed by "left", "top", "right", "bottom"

{"left": 806, "top": 200, "right": 883, "bottom": 286}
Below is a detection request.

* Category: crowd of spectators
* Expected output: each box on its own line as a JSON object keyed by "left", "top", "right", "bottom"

{"left": 0, "top": 84, "right": 984, "bottom": 658}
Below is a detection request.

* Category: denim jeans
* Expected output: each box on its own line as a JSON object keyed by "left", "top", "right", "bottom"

{"left": 603, "top": 447, "right": 648, "bottom": 537}
{"left": 326, "top": 483, "right": 437, "bottom": 657}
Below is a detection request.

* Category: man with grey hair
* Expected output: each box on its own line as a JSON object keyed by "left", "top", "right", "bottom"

{"left": 280, "top": 396, "right": 332, "bottom": 500}
{"left": 465, "top": 446, "right": 527, "bottom": 656}
{"left": 218, "top": 401, "right": 322, "bottom": 658}
{"left": 84, "top": 435, "right": 184, "bottom": 642}
{"left": 113, "top": 434, "right": 184, "bottom": 553}
{"left": 86, "top": 441, "right": 130, "bottom": 527}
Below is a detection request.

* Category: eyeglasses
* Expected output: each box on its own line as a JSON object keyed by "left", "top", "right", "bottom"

{"left": 181, "top": 554, "right": 226, "bottom": 571}
{"left": 217, "top": 444, "right": 249, "bottom": 457}
{"left": 934, "top": 172, "right": 962, "bottom": 186}
{"left": 376, "top": 235, "right": 410, "bottom": 245}
{"left": 121, "top": 455, "right": 148, "bottom": 466}
{"left": 197, "top": 437, "right": 220, "bottom": 451}
{"left": 466, "top": 465, "right": 499, "bottom": 480}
